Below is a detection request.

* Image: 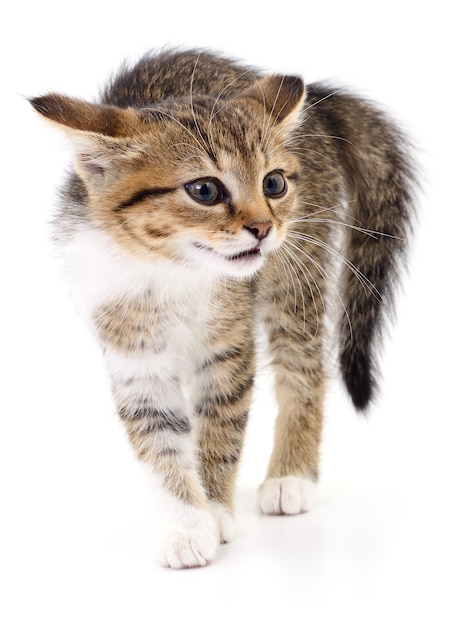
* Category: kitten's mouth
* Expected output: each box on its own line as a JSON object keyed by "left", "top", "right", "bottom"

{"left": 194, "top": 243, "right": 262, "bottom": 262}
{"left": 225, "top": 246, "right": 262, "bottom": 261}
{"left": 190, "top": 242, "right": 266, "bottom": 277}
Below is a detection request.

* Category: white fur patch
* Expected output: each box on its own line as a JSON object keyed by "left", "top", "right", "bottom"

{"left": 141, "top": 466, "right": 219, "bottom": 568}
{"left": 61, "top": 227, "right": 156, "bottom": 314}
{"left": 257, "top": 476, "right": 316, "bottom": 515}
{"left": 105, "top": 345, "right": 185, "bottom": 382}
{"left": 60, "top": 226, "right": 217, "bottom": 317}
{"left": 154, "top": 509, "right": 220, "bottom": 569}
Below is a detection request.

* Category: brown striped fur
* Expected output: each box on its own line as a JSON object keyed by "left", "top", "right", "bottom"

{"left": 30, "top": 49, "right": 416, "bottom": 566}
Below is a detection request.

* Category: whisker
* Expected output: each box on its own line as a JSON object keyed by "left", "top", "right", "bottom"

{"left": 281, "top": 147, "right": 330, "bottom": 160}
{"left": 145, "top": 107, "right": 210, "bottom": 162}
{"left": 287, "top": 200, "right": 355, "bottom": 221}
{"left": 284, "top": 234, "right": 354, "bottom": 341}
{"left": 274, "top": 246, "right": 303, "bottom": 319}
{"left": 207, "top": 69, "right": 256, "bottom": 156}
{"left": 293, "top": 133, "right": 353, "bottom": 145}
{"left": 294, "top": 197, "right": 354, "bottom": 212}
{"left": 286, "top": 197, "right": 406, "bottom": 242}
{"left": 303, "top": 88, "right": 343, "bottom": 113}
{"left": 189, "top": 54, "right": 215, "bottom": 162}
{"left": 295, "top": 217, "right": 397, "bottom": 240}
{"left": 288, "top": 230, "right": 381, "bottom": 299}
{"left": 281, "top": 240, "right": 324, "bottom": 338}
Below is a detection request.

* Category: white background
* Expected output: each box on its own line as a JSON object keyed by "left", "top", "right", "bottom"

{"left": 2, "top": 2, "right": 458, "bottom": 624}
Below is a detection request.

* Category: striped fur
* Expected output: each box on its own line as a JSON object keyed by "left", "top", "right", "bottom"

{"left": 30, "top": 48, "right": 416, "bottom": 568}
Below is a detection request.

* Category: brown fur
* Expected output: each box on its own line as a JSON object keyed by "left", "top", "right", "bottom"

{"left": 30, "top": 49, "right": 416, "bottom": 558}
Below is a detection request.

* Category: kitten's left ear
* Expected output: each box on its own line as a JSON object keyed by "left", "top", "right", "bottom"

{"left": 239, "top": 74, "right": 306, "bottom": 133}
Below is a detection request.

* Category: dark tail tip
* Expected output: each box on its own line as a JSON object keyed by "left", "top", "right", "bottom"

{"left": 340, "top": 348, "right": 376, "bottom": 411}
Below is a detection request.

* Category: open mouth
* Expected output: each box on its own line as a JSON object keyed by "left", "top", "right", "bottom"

{"left": 225, "top": 247, "right": 261, "bottom": 261}
{"left": 194, "top": 243, "right": 262, "bottom": 262}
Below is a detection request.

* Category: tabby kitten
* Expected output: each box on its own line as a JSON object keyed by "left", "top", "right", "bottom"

{"left": 30, "top": 49, "right": 415, "bottom": 569}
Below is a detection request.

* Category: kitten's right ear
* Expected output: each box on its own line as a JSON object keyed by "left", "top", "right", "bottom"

{"left": 238, "top": 74, "right": 306, "bottom": 134}
{"left": 29, "top": 94, "right": 142, "bottom": 178}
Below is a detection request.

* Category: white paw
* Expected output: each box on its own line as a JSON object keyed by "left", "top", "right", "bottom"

{"left": 154, "top": 508, "right": 219, "bottom": 569}
{"left": 258, "top": 476, "right": 316, "bottom": 515}
{"left": 209, "top": 502, "right": 236, "bottom": 543}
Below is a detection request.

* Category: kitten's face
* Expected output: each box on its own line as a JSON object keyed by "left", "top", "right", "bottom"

{"left": 31, "top": 75, "right": 305, "bottom": 279}
{"left": 89, "top": 102, "right": 301, "bottom": 278}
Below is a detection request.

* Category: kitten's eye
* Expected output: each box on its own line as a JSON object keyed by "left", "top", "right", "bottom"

{"left": 263, "top": 171, "right": 287, "bottom": 198}
{"left": 185, "top": 178, "right": 225, "bottom": 205}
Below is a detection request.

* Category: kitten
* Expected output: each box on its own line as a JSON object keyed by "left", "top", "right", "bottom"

{"left": 30, "top": 48, "right": 416, "bottom": 568}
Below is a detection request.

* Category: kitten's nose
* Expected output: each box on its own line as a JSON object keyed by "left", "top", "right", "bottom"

{"left": 244, "top": 221, "right": 273, "bottom": 241}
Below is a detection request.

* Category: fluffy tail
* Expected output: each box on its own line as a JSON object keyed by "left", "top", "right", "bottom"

{"left": 309, "top": 86, "right": 417, "bottom": 410}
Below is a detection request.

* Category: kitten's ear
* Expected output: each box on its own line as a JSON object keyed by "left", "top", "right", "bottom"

{"left": 239, "top": 74, "right": 306, "bottom": 132}
{"left": 29, "top": 94, "right": 140, "bottom": 137}
{"left": 29, "top": 94, "right": 141, "bottom": 177}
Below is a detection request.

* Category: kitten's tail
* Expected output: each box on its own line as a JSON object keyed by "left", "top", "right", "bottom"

{"left": 310, "top": 86, "right": 417, "bottom": 410}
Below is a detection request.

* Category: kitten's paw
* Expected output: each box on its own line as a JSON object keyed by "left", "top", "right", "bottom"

{"left": 258, "top": 476, "right": 316, "bottom": 515}
{"left": 154, "top": 509, "right": 219, "bottom": 569}
{"left": 209, "top": 503, "right": 236, "bottom": 543}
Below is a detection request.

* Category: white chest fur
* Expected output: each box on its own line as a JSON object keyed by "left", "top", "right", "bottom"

{"left": 60, "top": 227, "right": 218, "bottom": 373}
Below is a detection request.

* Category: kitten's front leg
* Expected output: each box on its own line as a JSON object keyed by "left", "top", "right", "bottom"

{"left": 109, "top": 355, "right": 219, "bottom": 569}
{"left": 257, "top": 355, "right": 324, "bottom": 515}
{"left": 192, "top": 334, "right": 255, "bottom": 540}
{"left": 257, "top": 265, "right": 326, "bottom": 516}
{"left": 145, "top": 466, "right": 219, "bottom": 569}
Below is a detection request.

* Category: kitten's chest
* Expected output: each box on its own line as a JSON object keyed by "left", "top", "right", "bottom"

{"left": 94, "top": 278, "right": 215, "bottom": 369}
{"left": 63, "top": 227, "right": 250, "bottom": 373}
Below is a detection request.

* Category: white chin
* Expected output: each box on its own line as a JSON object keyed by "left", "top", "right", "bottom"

{"left": 190, "top": 244, "right": 266, "bottom": 278}
{"left": 217, "top": 252, "right": 265, "bottom": 278}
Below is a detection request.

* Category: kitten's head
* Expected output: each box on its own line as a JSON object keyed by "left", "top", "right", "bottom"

{"left": 30, "top": 74, "right": 305, "bottom": 279}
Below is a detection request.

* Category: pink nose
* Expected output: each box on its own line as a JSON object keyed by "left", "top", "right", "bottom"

{"left": 245, "top": 221, "right": 273, "bottom": 241}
